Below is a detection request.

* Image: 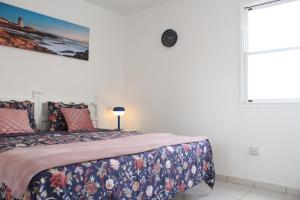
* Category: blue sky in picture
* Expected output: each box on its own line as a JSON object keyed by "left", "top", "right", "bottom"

{"left": 0, "top": 2, "right": 89, "bottom": 43}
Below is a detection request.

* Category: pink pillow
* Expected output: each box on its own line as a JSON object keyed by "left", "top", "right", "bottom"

{"left": 0, "top": 108, "right": 34, "bottom": 135}
{"left": 60, "top": 108, "right": 96, "bottom": 132}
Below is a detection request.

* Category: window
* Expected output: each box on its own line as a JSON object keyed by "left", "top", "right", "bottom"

{"left": 242, "top": 0, "right": 300, "bottom": 103}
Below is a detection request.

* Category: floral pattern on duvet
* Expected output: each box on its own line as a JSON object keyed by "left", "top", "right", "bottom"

{"left": 0, "top": 130, "right": 215, "bottom": 200}
{"left": 0, "top": 130, "right": 141, "bottom": 153}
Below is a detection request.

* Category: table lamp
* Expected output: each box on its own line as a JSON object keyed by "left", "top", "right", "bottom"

{"left": 113, "top": 107, "right": 125, "bottom": 130}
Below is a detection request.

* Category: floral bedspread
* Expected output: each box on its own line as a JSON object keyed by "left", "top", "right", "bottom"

{"left": 0, "top": 130, "right": 215, "bottom": 200}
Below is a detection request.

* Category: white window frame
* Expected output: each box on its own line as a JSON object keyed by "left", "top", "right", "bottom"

{"left": 240, "top": 0, "right": 300, "bottom": 107}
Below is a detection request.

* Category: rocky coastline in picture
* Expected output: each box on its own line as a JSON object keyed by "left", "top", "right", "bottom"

{"left": 0, "top": 16, "right": 89, "bottom": 61}
{"left": 0, "top": 28, "right": 57, "bottom": 54}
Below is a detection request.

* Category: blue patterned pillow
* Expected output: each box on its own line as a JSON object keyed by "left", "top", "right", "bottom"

{"left": 0, "top": 100, "right": 37, "bottom": 131}
{"left": 48, "top": 102, "right": 88, "bottom": 131}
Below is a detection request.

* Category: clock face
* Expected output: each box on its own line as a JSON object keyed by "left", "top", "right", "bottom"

{"left": 161, "top": 29, "right": 178, "bottom": 47}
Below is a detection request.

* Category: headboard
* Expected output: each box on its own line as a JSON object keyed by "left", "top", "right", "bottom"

{"left": 0, "top": 91, "right": 99, "bottom": 131}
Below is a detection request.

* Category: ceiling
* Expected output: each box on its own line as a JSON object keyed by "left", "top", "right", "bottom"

{"left": 84, "top": 0, "right": 173, "bottom": 15}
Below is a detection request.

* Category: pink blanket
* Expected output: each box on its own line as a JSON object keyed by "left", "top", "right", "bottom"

{"left": 0, "top": 133, "right": 208, "bottom": 199}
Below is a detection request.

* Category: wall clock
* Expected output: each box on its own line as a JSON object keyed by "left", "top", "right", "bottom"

{"left": 161, "top": 29, "right": 178, "bottom": 47}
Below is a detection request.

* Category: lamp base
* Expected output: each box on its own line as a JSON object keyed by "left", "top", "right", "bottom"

{"left": 114, "top": 128, "right": 124, "bottom": 131}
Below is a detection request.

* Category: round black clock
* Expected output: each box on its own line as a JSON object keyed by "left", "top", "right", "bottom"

{"left": 161, "top": 29, "right": 178, "bottom": 47}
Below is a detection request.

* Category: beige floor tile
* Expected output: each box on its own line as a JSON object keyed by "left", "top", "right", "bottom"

{"left": 186, "top": 183, "right": 213, "bottom": 196}
{"left": 184, "top": 194, "right": 232, "bottom": 200}
{"left": 214, "top": 180, "right": 226, "bottom": 189}
{"left": 283, "top": 195, "right": 300, "bottom": 200}
{"left": 173, "top": 194, "right": 185, "bottom": 200}
{"left": 172, "top": 182, "right": 286, "bottom": 200}
{"left": 212, "top": 183, "right": 251, "bottom": 199}
{"left": 241, "top": 188, "right": 285, "bottom": 200}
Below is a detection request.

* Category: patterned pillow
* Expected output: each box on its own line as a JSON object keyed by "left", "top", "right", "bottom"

{"left": 48, "top": 102, "right": 88, "bottom": 131}
{"left": 61, "top": 108, "right": 96, "bottom": 132}
{"left": 0, "top": 100, "right": 37, "bottom": 130}
{"left": 0, "top": 108, "right": 34, "bottom": 135}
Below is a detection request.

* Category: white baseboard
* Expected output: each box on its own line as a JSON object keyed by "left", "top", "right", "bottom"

{"left": 216, "top": 174, "right": 300, "bottom": 197}
{"left": 227, "top": 175, "right": 255, "bottom": 187}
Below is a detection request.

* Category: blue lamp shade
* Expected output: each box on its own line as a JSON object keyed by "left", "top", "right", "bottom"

{"left": 113, "top": 107, "right": 125, "bottom": 130}
{"left": 113, "top": 107, "right": 125, "bottom": 116}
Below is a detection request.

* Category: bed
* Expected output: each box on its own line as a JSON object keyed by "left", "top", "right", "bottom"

{"left": 0, "top": 129, "right": 215, "bottom": 200}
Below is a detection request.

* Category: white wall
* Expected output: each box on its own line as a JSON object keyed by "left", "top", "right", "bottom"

{"left": 124, "top": 0, "right": 300, "bottom": 188}
{"left": 0, "top": 0, "right": 126, "bottom": 128}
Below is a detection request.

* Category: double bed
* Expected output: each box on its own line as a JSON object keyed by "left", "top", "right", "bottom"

{"left": 0, "top": 129, "right": 215, "bottom": 200}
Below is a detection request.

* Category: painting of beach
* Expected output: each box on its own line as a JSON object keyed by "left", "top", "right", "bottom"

{"left": 0, "top": 2, "right": 89, "bottom": 61}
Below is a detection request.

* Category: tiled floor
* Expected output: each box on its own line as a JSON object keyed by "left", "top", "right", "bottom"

{"left": 172, "top": 180, "right": 300, "bottom": 200}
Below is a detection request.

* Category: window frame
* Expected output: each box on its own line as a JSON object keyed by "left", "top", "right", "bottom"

{"left": 240, "top": 0, "right": 300, "bottom": 107}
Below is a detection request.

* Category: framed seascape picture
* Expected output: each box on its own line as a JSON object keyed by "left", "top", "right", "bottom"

{"left": 0, "top": 2, "right": 90, "bottom": 61}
